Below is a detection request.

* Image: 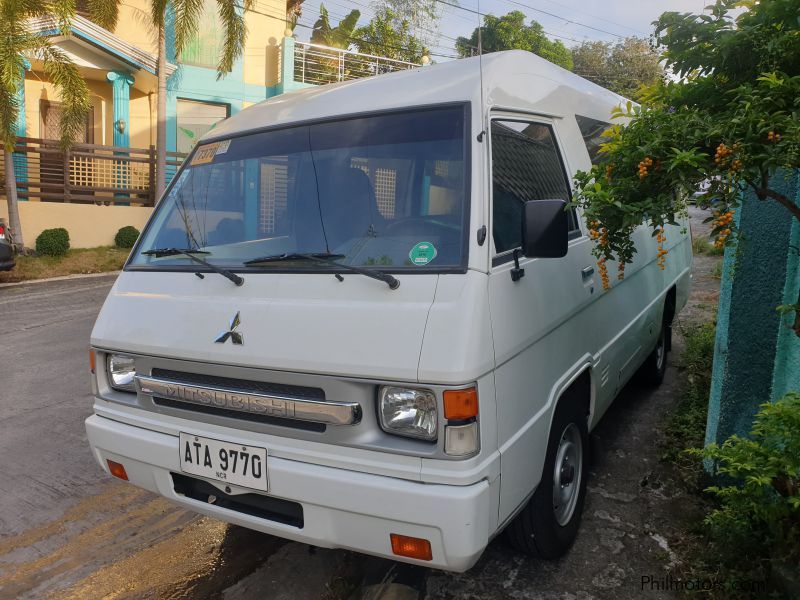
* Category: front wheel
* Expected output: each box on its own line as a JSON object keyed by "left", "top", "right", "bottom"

{"left": 506, "top": 399, "right": 589, "bottom": 559}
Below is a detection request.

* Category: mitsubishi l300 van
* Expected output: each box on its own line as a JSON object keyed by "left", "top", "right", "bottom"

{"left": 86, "top": 50, "right": 691, "bottom": 572}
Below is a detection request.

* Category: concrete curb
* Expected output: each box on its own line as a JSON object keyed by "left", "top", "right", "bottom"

{"left": 0, "top": 270, "right": 120, "bottom": 288}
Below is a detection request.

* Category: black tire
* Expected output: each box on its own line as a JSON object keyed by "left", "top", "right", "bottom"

{"left": 638, "top": 318, "right": 669, "bottom": 387}
{"left": 506, "top": 398, "right": 589, "bottom": 559}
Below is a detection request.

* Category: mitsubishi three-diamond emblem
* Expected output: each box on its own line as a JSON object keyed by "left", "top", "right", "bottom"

{"left": 215, "top": 311, "right": 243, "bottom": 345}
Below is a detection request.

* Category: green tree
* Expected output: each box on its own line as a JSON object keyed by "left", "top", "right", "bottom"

{"left": 353, "top": 8, "right": 426, "bottom": 64}
{"left": 571, "top": 0, "right": 800, "bottom": 323}
{"left": 572, "top": 37, "right": 663, "bottom": 100}
{"left": 311, "top": 4, "right": 360, "bottom": 49}
{"left": 372, "top": 0, "right": 441, "bottom": 45}
{"left": 0, "top": 0, "right": 91, "bottom": 249}
{"left": 455, "top": 11, "right": 572, "bottom": 71}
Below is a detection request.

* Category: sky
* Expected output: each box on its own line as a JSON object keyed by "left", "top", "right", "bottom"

{"left": 290, "top": 0, "right": 712, "bottom": 59}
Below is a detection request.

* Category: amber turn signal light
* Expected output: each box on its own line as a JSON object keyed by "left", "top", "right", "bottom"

{"left": 390, "top": 534, "right": 432, "bottom": 561}
{"left": 443, "top": 387, "right": 478, "bottom": 420}
{"left": 89, "top": 349, "right": 96, "bottom": 374}
{"left": 107, "top": 460, "right": 128, "bottom": 481}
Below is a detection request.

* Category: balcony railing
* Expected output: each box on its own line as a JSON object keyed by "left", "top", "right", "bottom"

{"left": 293, "top": 41, "right": 420, "bottom": 86}
{"left": 0, "top": 138, "right": 187, "bottom": 206}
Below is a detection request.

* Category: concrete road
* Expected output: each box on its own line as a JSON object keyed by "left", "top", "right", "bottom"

{"left": 0, "top": 228, "right": 718, "bottom": 599}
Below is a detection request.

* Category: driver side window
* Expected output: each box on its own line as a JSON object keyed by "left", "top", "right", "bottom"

{"left": 491, "top": 120, "right": 578, "bottom": 256}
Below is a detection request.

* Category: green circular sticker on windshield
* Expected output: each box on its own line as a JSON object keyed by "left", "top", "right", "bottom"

{"left": 409, "top": 242, "right": 437, "bottom": 266}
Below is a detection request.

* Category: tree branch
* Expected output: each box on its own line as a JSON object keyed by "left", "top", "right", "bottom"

{"left": 747, "top": 181, "right": 800, "bottom": 223}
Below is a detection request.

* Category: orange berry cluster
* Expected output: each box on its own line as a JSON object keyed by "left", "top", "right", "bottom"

{"left": 638, "top": 156, "right": 654, "bottom": 179}
{"left": 714, "top": 143, "right": 732, "bottom": 165}
{"left": 656, "top": 227, "right": 668, "bottom": 270}
{"left": 597, "top": 257, "right": 610, "bottom": 290}
{"left": 605, "top": 163, "right": 615, "bottom": 181}
{"left": 617, "top": 260, "right": 625, "bottom": 281}
{"left": 714, "top": 143, "right": 744, "bottom": 172}
{"left": 713, "top": 210, "right": 734, "bottom": 249}
{"left": 767, "top": 131, "right": 781, "bottom": 143}
{"left": 588, "top": 220, "right": 608, "bottom": 247}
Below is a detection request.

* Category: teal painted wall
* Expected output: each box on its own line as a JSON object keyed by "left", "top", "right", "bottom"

{"left": 771, "top": 179, "right": 800, "bottom": 398}
{"left": 706, "top": 170, "right": 800, "bottom": 446}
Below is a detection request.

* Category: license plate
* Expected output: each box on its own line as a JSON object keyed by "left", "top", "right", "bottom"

{"left": 179, "top": 433, "right": 268, "bottom": 492}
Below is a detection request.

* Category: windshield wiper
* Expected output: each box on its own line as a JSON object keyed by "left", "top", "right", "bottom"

{"left": 142, "top": 247, "right": 244, "bottom": 287}
{"left": 244, "top": 252, "right": 400, "bottom": 290}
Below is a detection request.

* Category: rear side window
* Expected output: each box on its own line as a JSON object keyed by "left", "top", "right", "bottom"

{"left": 575, "top": 115, "right": 611, "bottom": 165}
{"left": 491, "top": 120, "right": 578, "bottom": 255}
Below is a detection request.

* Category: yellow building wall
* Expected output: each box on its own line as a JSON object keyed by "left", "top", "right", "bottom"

{"left": 114, "top": 0, "right": 157, "bottom": 55}
{"left": 0, "top": 202, "right": 153, "bottom": 248}
{"left": 23, "top": 75, "right": 113, "bottom": 144}
{"left": 242, "top": 0, "right": 286, "bottom": 87}
{"left": 129, "top": 90, "right": 154, "bottom": 149}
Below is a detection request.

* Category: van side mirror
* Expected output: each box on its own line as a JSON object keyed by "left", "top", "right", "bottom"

{"left": 522, "top": 199, "right": 569, "bottom": 258}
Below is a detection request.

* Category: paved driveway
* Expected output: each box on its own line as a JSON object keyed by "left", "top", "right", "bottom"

{"left": 0, "top": 227, "right": 718, "bottom": 599}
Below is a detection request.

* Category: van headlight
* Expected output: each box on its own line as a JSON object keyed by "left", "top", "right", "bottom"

{"left": 107, "top": 354, "right": 136, "bottom": 392}
{"left": 378, "top": 387, "right": 438, "bottom": 440}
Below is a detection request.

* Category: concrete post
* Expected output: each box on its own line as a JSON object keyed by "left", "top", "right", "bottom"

{"left": 107, "top": 71, "right": 134, "bottom": 204}
{"left": 14, "top": 58, "right": 31, "bottom": 197}
{"left": 280, "top": 35, "right": 296, "bottom": 94}
{"left": 705, "top": 171, "right": 800, "bottom": 446}
{"left": 106, "top": 71, "right": 134, "bottom": 148}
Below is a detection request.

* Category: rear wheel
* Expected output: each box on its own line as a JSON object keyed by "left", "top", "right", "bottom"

{"left": 638, "top": 318, "right": 669, "bottom": 387}
{"left": 506, "top": 398, "right": 589, "bottom": 559}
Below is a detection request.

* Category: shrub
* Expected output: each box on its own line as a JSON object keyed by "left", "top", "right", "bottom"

{"left": 695, "top": 392, "right": 800, "bottom": 569}
{"left": 114, "top": 225, "right": 140, "bottom": 249}
{"left": 35, "top": 228, "right": 70, "bottom": 257}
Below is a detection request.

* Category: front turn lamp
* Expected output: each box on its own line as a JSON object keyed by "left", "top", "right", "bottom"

{"left": 378, "top": 386, "right": 438, "bottom": 440}
{"left": 107, "top": 354, "right": 136, "bottom": 392}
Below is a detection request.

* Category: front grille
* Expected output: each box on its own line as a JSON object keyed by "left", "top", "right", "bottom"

{"left": 172, "top": 473, "right": 304, "bottom": 528}
{"left": 151, "top": 368, "right": 325, "bottom": 400}
{"left": 153, "top": 396, "right": 326, "bottom": 432}
{"left": 148, "top": 369, "right": 328, "bottom": 432}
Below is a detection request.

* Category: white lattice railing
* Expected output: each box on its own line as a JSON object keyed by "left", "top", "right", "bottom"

{"left": 293, "top": 41, "right": 420, "bottom": 86}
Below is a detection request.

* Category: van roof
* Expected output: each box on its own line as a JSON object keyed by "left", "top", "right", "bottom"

{"left": 204, "top": 50, "right": 629, "bottom": 142}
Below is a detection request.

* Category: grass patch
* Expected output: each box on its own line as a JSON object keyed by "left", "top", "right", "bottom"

{"left": 712, "top": 260, "right": 724, "bottom": 280}
{"left": 662, "top": 322, "right": 717, "bottom": 486}
{"left": 692, "top": 237, "right": 725, "bottom": 256}
{"left": 0, "top": 246, "right": 128, "bottom": 283}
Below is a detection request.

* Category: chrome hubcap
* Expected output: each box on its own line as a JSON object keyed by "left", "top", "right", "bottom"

{"left": 655, "top": 333, "right": 665, "bottom": 370}
{"left": 552, "top": 423, "right": 583, "bottom": 526}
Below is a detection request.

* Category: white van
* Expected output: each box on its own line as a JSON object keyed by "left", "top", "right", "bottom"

{"left": 86, "top": 50, "right": 691, "bottom": 572}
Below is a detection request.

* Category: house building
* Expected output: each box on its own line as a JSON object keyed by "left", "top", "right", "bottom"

{"left": 1, "top": 0, "right": 420, "bottom": 247}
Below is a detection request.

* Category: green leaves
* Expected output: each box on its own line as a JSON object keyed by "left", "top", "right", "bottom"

{"left": 311, "top": 4, "right": 361, "bottom": 49}
{"left": 699, "top": 393, "right": 800, "bottom": 565}
{"left": 573, "top": 1, "right": 800, "bottom": 274}
{"left": 352, "top": 8, "right": 426, "bottom": 64}
{"left": 455, "top": 11, "right": 573, "bottom": 70}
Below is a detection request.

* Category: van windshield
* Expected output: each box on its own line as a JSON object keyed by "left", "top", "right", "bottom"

{"left": 130, "top": 106, "right": 468, "bottom": 273}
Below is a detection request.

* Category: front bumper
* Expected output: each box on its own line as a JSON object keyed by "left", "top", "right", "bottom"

{"left": 86, "top": 414, "right": 496, "bottom": 572}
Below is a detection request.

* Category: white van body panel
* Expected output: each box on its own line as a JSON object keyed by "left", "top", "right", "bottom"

{"left": 86, "top": 51, "right": 691, "bottom": 571}
{"left": 93, "top": 270, "right": 438, "bottom": 382}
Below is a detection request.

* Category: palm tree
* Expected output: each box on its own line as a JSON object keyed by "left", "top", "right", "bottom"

{"left": 0, "top": 0, "right": 91, "bottom": 249}
{"left": 152, "top": 0, "right": 255, "bottom": 200}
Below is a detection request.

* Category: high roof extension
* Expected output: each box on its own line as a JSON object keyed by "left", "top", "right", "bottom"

{"left": 205, "top": 50, "right": 629, "bottom": 143}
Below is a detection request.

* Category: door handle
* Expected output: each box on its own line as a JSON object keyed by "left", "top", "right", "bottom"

{"left": 581, "top": 266, "right": 595, "bottom": 280}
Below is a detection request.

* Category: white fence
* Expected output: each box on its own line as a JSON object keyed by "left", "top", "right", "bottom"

{"left": 293, "top": 41, "right": 420, "bottom": 85}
